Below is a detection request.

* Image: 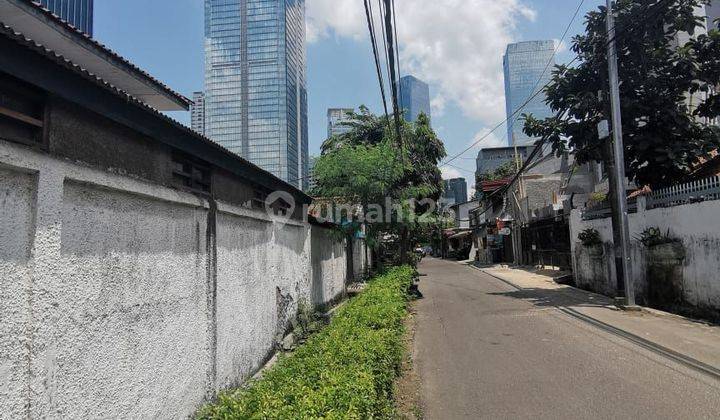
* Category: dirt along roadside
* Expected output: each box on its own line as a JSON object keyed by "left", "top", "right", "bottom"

{"left": 394, "top": 302, "right": 424, "bottom": 419}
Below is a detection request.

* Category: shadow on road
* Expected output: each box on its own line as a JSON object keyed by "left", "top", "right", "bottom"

{"left": 488, "top": 287, "right": 613, "bottom": 310}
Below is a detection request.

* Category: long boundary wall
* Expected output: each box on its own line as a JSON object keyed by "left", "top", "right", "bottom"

{"left": 0, "top": 141, "right": 349, "bottom": 418}
{"left": 570, "top": 197, "right": 720, "bottom": 311}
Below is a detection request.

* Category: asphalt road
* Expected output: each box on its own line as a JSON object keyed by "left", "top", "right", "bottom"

{"left": 413, "top": 258, "right": 720, "bottom": 419}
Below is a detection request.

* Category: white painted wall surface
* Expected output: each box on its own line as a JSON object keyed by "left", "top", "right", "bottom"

{"left": 215, "top": 211, "right": 312, "bottom": 391}
{"left": 0, "top": 166, "right": 36, "bottom": 420}
{"left": 0, "top": 142, "right": 349, "bottom": 418}
{"left": 570, "top": 198, "right": 720, "bottom": 309}
{"left": 310, "top": 226, "right": 347, "bottom": 306}
{"left": 352, "top": 237, "right": 370, "bottom": 280}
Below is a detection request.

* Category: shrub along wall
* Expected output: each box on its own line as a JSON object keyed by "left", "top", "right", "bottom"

{"left": 569, "top": 198, "right": 720, "bottom": 312}
{"left": 197, "top": 266, "right": 415, "bottom": 419}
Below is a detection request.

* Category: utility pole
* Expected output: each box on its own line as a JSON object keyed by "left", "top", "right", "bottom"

{"left": 605, "top": 0, "right": 636, "bottom": 306}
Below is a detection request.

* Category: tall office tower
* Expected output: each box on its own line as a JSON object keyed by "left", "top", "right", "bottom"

{"left": 37, "top": 0, "right": 93, "bottom": 36}
{"left": 191, "top": 91, "right": 206, "bottom": 135}
{"left": 503, "top": 40, "right": 555, "bottom": 146}
{"left": 399, "top": 75, "right": 431, "bottom": 123}
{"left": 442, "top": 178, "right": 468, "bottom": 205}
{"left": 204, "top": 0, "right": 309, "bottom": 190}
{"left": 327, "top": 108, "right": 354, "bottom": 138}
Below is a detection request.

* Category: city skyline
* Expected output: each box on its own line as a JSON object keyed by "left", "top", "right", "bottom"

{"left": 204, "top": 0, "right": 309, "bottom": 190}
{"left": 92, "top": 0, "right": 607, "bottom": 195}
{"left": 503, "top": 40, "right": 555, "bottom": 147}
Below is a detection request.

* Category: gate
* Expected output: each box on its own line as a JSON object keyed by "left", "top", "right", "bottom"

{"left": 521, "top": 216, "right": 572, "bottom": 270}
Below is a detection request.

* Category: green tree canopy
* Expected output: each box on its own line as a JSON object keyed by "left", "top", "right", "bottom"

{"left": 311, "top": 139, "right": 406, "bottom": 209}
{"left": 476, "top": 160, "right": 518, "bottom": 184}
{"left": 523, "top": 0, "right": 720, "bottom": 187}
{"left": 312, "top": 107, "right": 447, "bottom": 260}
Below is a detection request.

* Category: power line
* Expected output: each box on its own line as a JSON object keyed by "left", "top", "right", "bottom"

{"left": 440, "top": 0, "right": 673, "bottom": 169}
{"left": 473, "top": 131, "right": 554, "bottom": 217}
{"left": 506, "top": 0, "right": 586, "bottom": 140}
{"left": 441, "top": 0, "right": 587, "bottom": 169}
{"left": 391, "top": 0, "right": 402, "bottom": 113}
{"left": 382, "top": 0, "right": 404, "bottom": 150}
{"left": 472, "top": 0, "right": 677, "bottom": 212}
{"left": 439, "top": 57, "right": 579, "bottom": 168}
{"left": 363, "top": 0, "right": 389, "bottom": 121}
{"left": 443, "top": 162, "right": 476, "bottom": 175}
{"left": 376, "top": 0, "right": 393, "bottom": 105}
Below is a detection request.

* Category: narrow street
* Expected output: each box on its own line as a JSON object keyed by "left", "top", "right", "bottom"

{"left": 413, "top": 257, "right": 720, "bottom": 419}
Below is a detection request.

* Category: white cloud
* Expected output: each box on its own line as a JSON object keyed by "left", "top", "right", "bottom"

{"left": 306, "top": 0, "right": 536, "bottom": 123}
{"left": 306, "top": 0, "right": 367, "bottom": 43}
{"left": 441, "top": 166, "right": 462, "bottom": 180}
{"left": 461, "top": 127, "right": 508, "bottom": 159}
{"left": 430, "top": 95, "right": 447, "bottom": 118}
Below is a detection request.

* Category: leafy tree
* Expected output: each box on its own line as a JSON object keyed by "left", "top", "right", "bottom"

{"left": 312, "top": 108, "right": 447, "bottom": 264}
{"left": 688, "top": 24, "right": 720, "bottom": 121}
{"left": 311, "top": 140, "right": 406, "bottom": 212}
{"left": 474, "top": 160, "right": 518, "bottom": 200}
{"left": 523, "top": 0, "right": 720, "bottom": 188}
{"left": 476, "top": 160, "right": 517, "bottom": 184}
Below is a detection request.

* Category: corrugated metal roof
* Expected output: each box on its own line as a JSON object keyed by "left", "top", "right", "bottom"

{"left": 1, "top": 0, "right": 191, "bottom": 110}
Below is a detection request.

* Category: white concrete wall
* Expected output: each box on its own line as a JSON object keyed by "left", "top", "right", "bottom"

{"left": 214, "top": 208, "right": 313, "bottom": 391}
{"left": 0, "top": 166, "right": 36, "bottom": 420}
{"left": 570, "top": 198, "right": 720, "bottom": 309}
{"left": 0, "top": 141, "right": 348, "bottom": 418}
{"left": 352, "top": 237, "right": 370, "bottom": 280}
{"left": 310, "top": 226, "right": 347, "bottom": 306}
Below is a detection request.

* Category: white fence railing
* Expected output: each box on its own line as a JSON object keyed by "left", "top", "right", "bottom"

{"left": 647, "top": 176, "right": 720, "bottom": 209}
{"left": 582, "top": 175, "right": 720, "bottom": 219}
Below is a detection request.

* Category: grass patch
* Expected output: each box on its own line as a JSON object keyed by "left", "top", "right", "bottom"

{"left": 197, "top": 266, "right": 415, "bottom": 419}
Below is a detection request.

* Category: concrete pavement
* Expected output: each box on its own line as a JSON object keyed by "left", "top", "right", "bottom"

{"left": 480, "top": 264, "right": 720, "bottom": 374}
{"left": 413, "top": 257, "right": 720, "bottom": 419}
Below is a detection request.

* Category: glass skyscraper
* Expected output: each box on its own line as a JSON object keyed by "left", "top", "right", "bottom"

{"left": 399, "top": 75, "right": 431, "bottom": 123}
{"left": 37, "top": 0, "right": 93, "bottom": 36}
{"left": 503, "top": 40, "right": 555, "bottom": 146}
{"left": 204, "top": 0, "right": 309, "bottom": 190}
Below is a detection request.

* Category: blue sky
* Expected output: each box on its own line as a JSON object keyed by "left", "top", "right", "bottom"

{"left": 94, "top": 0, "right": 603, "bottom": 190}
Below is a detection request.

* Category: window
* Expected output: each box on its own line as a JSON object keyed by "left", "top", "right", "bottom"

{"left": 0, "top": 74, "right": 46, "bottom": 147}
{"left": 172, "top": 152, "right": 212, "bottom": 194}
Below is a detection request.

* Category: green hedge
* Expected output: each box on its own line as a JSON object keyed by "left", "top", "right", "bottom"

{"left": 198, "top": 266, "right": 415, "bottom": 419}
